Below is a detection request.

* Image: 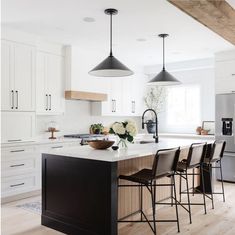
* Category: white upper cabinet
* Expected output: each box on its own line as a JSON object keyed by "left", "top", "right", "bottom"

{"left": 1, "top": 40, "right": 35, "bottom": 111}
{"left": 36, "top": 51, "right": 65, "bottom": 115}
{"left": 215, "top": 50, "right": 235, "bottom": 94}
{"left": 92, "top": 75, "right": 145, "bottom": 117}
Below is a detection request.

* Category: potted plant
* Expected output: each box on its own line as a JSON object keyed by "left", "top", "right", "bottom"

{"left": 109, "top": 120, "right": 137, "bottom": 148}
{"left": 90, "top": 123, "right": 104, "bottom": 134}
{"left": 144, "top": 86, "right": 167, "bottom": 134}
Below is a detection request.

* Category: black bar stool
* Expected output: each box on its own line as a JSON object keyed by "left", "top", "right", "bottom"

{"left": 118, "top": 147, "right": 180, "bottom": 235}
{"left": 176, "top": 143, "right": 207, "bottom": 224}
{"left": 203, "top": 140, "right": 226, "bottom": 209}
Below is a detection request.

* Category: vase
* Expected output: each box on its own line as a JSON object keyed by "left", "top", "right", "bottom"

{"left": 118, "top": 138, "right": 128, "bottom": 149}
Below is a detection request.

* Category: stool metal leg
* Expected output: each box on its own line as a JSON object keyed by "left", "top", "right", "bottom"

{"left": 173, "top": 175, "right": 180, "bottom": 233}
{"left": 219, "top": 160, "right": 226, "bottom": 202}
{"left": 150, "top": 183, "right": 157, "bottom": 235}
{"left": 171, "top": 176, "right": 173, "bottom": 207}
{"left": 185, "top": 170, "right": 192, "bottom": 224}
{"left": 179, "top": 172, "right": 182, "bottom": 202}
{"left": 209, "top": 164, "right": 215, "bottom": 209}
{"left": 200, "top": 164, "right": 207, "bottom": 214}
{"left": 139, "top": 183, "right": 143, "bottom": 221}
{"left": 192, "top": 168, "right": 195, "bottom": 196}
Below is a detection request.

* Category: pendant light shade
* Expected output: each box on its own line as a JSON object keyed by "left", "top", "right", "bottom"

{"left": 89, "top": 8, "right": 133, "bottom": 77}
{"left": 148, "top": 34, "right": 181, "bottom": 86}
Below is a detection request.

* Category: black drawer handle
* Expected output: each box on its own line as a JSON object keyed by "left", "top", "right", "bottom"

{"left": 10, "top": 183, "right": 25, "bottom": 187}
{"left": 10, "top": 164, "right": 25, "bottom": 167}
{"left": 51, "top": 146, "right": 63, "bottom": 149}
{"left": 10, "top": 150, "right": 25, "bottom": 153}
{"left": 8, "top": 139, "right": 22, "bottom": 142}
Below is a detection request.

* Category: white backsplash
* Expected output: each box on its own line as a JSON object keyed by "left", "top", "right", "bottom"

{"left": 36, "top": 100, "right": 143, "bottom": 139}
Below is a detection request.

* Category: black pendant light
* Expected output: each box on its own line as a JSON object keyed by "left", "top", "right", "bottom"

{"left": 89, "top": 8, "right": 133, "bottom": 77}
{"left": 148, "top": 34, "right": 181, "bottom": 86}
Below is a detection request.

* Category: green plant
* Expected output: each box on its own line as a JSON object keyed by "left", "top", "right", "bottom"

{"left": 90, "top": 123, "right": 104, "bottom": 134}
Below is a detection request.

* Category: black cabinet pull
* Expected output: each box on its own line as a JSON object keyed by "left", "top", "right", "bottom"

{"left": 46, "top": 94, "right": 48, "bottom": 110}
{"left": 10, "top": 183, "right": 25, "bottom": 187}
{"left": 10, "top": 149, "right": 25, "bottom": 153}
{"left": 51, "top": 146, "right": 63, "bottom": 149}
{"left": 132, "top": 101, "right": 135, "bottom": 113}
{"left": 11, "top": 90, "right": 14, "bottom": 109}
{"left": 111, "top": 99, "right": 114, "bottom": 112}
{"left": 114, "top": 99, "right": 116, "bottom": 112}
{"left": 10, "top": 164, "right": 25, "bottom": 167}
{"left": 15, "top": 90, "right": 18, "bottom": 109}
{"left": 8, "top": 139, "right": 22, "bottom": 142}
{"left": 49, "top": 94, "right": 52, "bottom": 110}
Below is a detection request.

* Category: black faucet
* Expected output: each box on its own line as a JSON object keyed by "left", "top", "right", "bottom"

{"left": 142, "top": 109, "right": 159, "bottom": 143}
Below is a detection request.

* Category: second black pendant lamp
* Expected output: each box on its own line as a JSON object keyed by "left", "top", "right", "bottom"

{"left": 89, "top": 8, "right": 133, "bottom": 77}
{"left": 148, "top": 34, "right": 181, "bottom": 86}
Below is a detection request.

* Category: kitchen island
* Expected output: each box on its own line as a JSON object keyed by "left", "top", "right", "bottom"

{"left": 41, "top": 138, "right": 213, "bottom": 235}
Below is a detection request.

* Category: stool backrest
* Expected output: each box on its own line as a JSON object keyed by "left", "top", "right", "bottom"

{"left": 187, "top": 143, "right": 207, "bottom": 168}
{"left": 152, "top": 147, "right": 180, "bottom": 177}
{"left": 210, "top": 140, "right": 226, "bottom": 163}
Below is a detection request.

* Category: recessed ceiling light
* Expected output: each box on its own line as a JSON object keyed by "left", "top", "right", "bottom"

{"left": 83, "top": 17, "right": 95, "bottom": 22}
{"left": 136, "top": 38, "right": 147, "bottom": 42}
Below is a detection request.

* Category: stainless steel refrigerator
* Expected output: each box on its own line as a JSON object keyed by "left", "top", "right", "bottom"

{"left": 215, "top": 93, "right": 235, "bottom": 182}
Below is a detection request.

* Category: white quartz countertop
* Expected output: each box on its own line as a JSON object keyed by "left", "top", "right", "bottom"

{"left": 42, "top": 137, "right": 214, "bottom": 162}
{"left": 1, "top": 133, "right": 214, "bottom": 148}
{"left": 1, "top": 137, "right": 81, "bottom": 148}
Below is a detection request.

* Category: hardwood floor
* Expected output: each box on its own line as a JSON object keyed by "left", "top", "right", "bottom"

{"left": 1, "top": 182, "right": 235, "bottom": 235}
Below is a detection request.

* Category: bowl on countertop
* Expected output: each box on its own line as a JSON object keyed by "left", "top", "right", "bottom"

{"left": 87, "top": 140, "right": 115, "bottom": 150}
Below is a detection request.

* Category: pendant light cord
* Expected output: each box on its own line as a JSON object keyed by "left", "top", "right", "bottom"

{"left": 163, "top": 35, "right": 165, "bottom": 70}
{"left": 110, "top": 13, "right": 113, "bottom": 56}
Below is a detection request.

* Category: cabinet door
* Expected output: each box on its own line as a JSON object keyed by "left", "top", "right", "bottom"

{"left": 13, "top": 43, "right": 36, "bottom": 111}
{"left": 1, "top": 112, "right": 35, "bottom": 143}
{"left": 1, "top": 40, "right": 14, "bottom": 111}
{"left": 46, "top": 54, "right": 64, "bottom": 114}
{"left": 36, "top": 52, "right": 48, "bottom": 113}
{"left": 215, "top": 60, "right": 235, "bottom": 94}
{"left": 122, "top": 77, "right": 144, "bottom": 116}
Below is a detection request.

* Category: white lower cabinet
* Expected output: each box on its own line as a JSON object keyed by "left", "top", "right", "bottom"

{"left": 1, "top": 112, "right": 35, "bottom": 143}
{"left": 1, "top": 141, "right": 80, "bottom": 199}
{"left": 1, "top": 145, "right": 40, "bottom": 198}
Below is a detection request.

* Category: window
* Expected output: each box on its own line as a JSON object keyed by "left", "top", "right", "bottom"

{"left": 166, "top": 85, "right": 201, "bottom": 127}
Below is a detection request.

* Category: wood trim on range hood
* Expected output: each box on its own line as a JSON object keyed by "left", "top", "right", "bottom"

{"left": 65, "top": 90, "right": 108, "bottom": 102}
{"left": 168, "top": 0, "right": 235, "bottom": 45}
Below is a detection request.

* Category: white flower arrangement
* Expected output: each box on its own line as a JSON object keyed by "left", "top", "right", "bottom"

{"left": 109, "top": 120, "right": 137, "bottom": 143}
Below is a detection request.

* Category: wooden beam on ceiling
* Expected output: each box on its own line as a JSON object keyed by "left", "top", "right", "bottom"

{"left": 168, "top": 0, "right": 235, "bottom": 45}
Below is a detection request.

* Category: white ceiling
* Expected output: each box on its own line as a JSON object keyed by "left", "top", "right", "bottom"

{"left": 2, "top": 0, "right": 235, "bottom": 66}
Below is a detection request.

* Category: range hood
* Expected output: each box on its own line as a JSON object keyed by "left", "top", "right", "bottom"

{"left": 64, "top": 46, "right": 108, "bottom": 102}
{"left": 65, "top": 90, "right": 107, "bottom": 102}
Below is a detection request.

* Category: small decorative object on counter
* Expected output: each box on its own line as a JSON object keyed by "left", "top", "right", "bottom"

{"left": 196, "top": 126, "right": 202, "bottom": 135}
{"left": 90, "top": 123, "right": 104, "bottom": 134}
{"left": 201, "top": 129, "right": 209, "bottom": 135}
{"left": 46, "top": 121, "right": 59, "bottom": 139}
{"left": 109, "top": 120, "right": 137, "bottom": 149}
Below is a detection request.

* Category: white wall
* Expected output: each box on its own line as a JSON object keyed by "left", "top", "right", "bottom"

{"left": 144, "top": 58, "right": 215, "bottom": 134}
